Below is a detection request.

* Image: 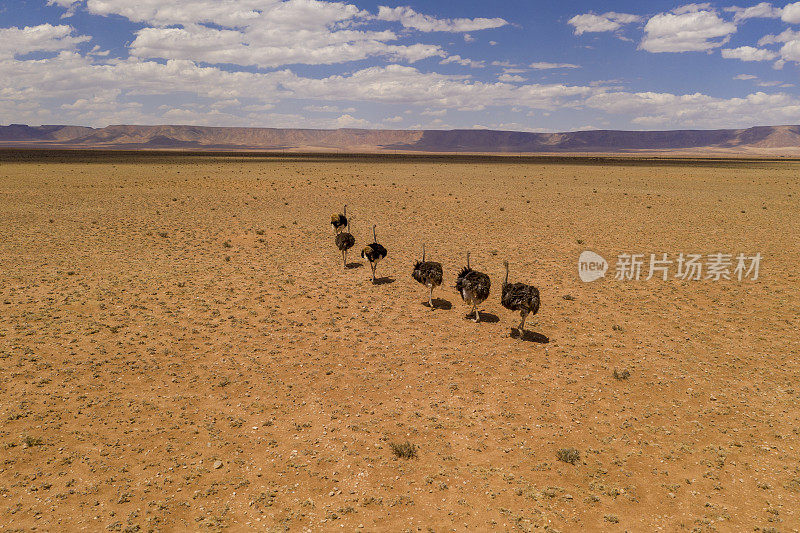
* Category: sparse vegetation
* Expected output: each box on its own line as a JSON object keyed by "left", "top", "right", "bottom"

{"left": 1, "top": 154, "right": 795, "bottom": 531}
{"left": 22, "top": 435, "right": 43, "bottom": 447}
{"left": 613, "top": 368, "right": 631, "bottom": 380}
{"left": 390, "top": 441, "right": 418, "bottom": 459}
{"left": 556, "top": 448, "right": 580, "bottom": 465}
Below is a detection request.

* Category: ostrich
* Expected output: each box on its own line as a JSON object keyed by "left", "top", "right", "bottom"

{"left": 412, "top": 244, "right": 443, "bottom": 308}
{"left": 334, "top": 220, "right": 355, "bottom": 267}
{"left": 501, "top": 260, "right": 541, "bottom": 337}
{"left": 455, "top": 252, "right": 491, "bottom": 322}
{"left": 361, "top": 225, "right": 387, "bottom": 283}
{"left": 331, "top": 204, "right": 348, "bottom": 234}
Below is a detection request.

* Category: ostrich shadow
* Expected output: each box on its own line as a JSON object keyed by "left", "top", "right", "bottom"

{"left": 372, "top": 276, "right": 395, "bottom": 285}
{"left": 345, "top": 262, "right": 363, "bottom": 269}
{"left": 511, "top": 329, "right": 550, "bottom": 343}
{"left": 424, "top": 298, "right": 452, "bottom": 310}
{"left": 462, "top": 311, "right": 499, "bottom": 323}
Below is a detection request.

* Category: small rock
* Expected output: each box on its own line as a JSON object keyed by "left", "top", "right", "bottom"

{"left": 213, "top": 460, "right": 223, "bottom": 469}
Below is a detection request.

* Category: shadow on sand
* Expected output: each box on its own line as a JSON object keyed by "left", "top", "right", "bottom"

{"left": 424, "top": 298, "right": 452, "bottom": 310}
{"left": 372, "top": 277, "right": 395, "bottom": 285}
{"left": 345, "top": 262, "right": 363, "bottom": 269}
{"left": 462, "top": 311, "right": 499, "bottom": 323}
{"left": 511, "top": 329, "right": 550, "bottom": 343}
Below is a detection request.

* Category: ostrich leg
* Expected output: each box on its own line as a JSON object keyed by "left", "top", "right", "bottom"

{"left": 428, "top": 286, "right": 434, "bottom": 309}
{"left": 518, "top": 311, "right": 528, "bottom": 334}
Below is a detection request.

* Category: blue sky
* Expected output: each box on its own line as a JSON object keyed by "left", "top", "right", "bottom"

{"left": 2, "top": 0, "right": 800, "bottom": 131}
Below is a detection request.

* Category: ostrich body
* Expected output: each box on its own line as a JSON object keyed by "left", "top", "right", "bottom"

{"left": 331, "top": 204, "right": 348, "bottom": 234}
{"left": 412, "top": 244, "right": 443, "bottom": 308}
{"left": 361, "top": 225, "right": 387, "bottom": 283}
{"left": 501, "top": 260, "right": 540, "bottom": 335}
{"left": 455, "top": 252, "right": 491, "bottom": 322}
{"left": 334, "top": 221, "right": 355, "bottom": 267}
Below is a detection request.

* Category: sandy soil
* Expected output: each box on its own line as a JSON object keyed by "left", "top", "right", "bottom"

{"left": 1, "top": 152, "right": 799, "bottom": 532}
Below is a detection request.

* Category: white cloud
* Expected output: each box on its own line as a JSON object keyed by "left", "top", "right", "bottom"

{"left": 498, "top": 73, "right": 525, "bottom": 82}
{"left": 733, "top": 74, "right": 757, "bottom": 80}
{"left": 755, "top": 28, "right": 800, "bottom": 66}
{"left": 568, "top": 12, "right": 641, "bottom": 35}
{"left": 758, "top": 28, "right": 800, "bottom": 45}
{"left": 375, "top": 6, "right": 507, "bottom": 32}
{"left": 640, "top": 5, "right": 736, "bottom": 53}
{"left": 779, "top": 39, "right": 800, "bottom": 62}
{"left": 129, "top": 21, "right": 444, "bottom": 68}
{"left": 0, "top": 24, "right": 90, "bottom": 57}
{"left": 586, "top": 90, "right": 800, "bottom": 128}
{"left": 69, "top": 1, "right": 475, "bottom": 69}
{"left": 440, "top": 55, "right": 485, "bottom": 68}
{"left": 724, "top": 2, "right": 800, "bottom": 23}
{"left": 781, "top": 1, "right": 800, "bottom": 23}
{"left": 721, "top": 46, "right": 778, "bottom": 61}
{"left": 529, "top": 62, "right": 580, "bottom": 70}
{"left": 724, "top": 2, "right": 781, "bottom": 22}
{"left": 281, "top": 65, "right": 597, "bottom": 110}
{"left": 384, "top": 115, "right": 403, "bottom": 123}
{"left": 334, "top": 114, "right": 372, "bottom": 128}
{"left": 304, "top": 104, "right": 356, "bottom": 113}
{"left": 84, "top": 0, "right": 277, "bottom": 27}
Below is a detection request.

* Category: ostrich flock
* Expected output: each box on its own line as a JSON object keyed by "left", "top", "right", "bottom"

{"left": 331, "top": 204, "right": 541, "bottom": 338}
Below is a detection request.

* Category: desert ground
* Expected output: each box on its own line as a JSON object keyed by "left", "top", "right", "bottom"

{"left": 1, "top": 150, "right": 799, "bottom": 532}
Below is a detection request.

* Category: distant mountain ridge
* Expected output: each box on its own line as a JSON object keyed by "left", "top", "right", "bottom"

{"left": 2, "top": 123, "right": 800, "bottom": 153}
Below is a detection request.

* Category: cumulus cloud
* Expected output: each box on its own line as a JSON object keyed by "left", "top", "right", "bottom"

{"left": 568, "top": 12, "right": 641, "bottom": 35}
{"left": 758, "top": 28, "right": 800, "bottom": 46}
{"left": 130, "top": 24, "right": 444, "bottom": 67}
{"left": 0, "top": 24, "right": 90, "bottom": 57}
{"left": 755, "top": 28, "right": 800, "bottom": 66}
{"left": 640, "top": 5, "right": 736, "bottom": 53}
{"left": 529, "top": 62, "right": 580, "bottom": 70}
{"left": 586, "top": 90, "right": 800, "bottom": 128}
{"left": 11, "top": 1, "right": 800, "bottom": 131}
{"left": 724, "top": 1, "right": 800, "bottom": 23}
{"left": 61, "top": 1, "right": 503, "bottom": 69}
{"left": 724, "top": 2, "right": 782, "bottom": 22}
{"left": 498, "top": 73, "right": 525, "bottom": 82}
{"left": 781, "top": 1, "right": 800, "bottom": 23}
{"left": 733, "top": 74, "right": 757, "bottom": 80}
{"left": 304, "top": 104, "right": 356, "bottom": 113}
{"left": 440, "top": 55, "right": 485, "bottom": 68}
{"left": 721, "top": 46, "right": 778, "bottom": 61}
{"left": 375, "top": 6, "right": 507, "bottom": 32}
{"left": 280, "top": 64, "right": 596, "bottom": 110}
